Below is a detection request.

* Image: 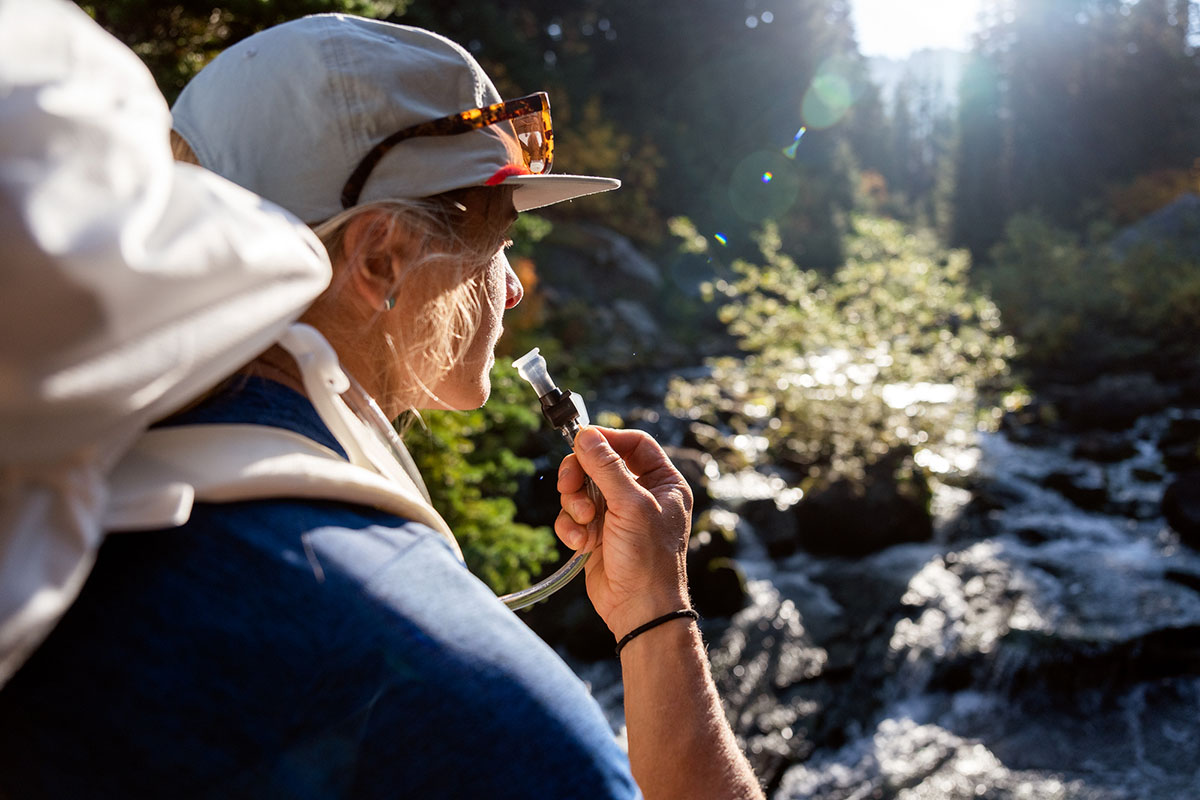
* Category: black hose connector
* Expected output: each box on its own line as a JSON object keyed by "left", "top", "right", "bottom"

{"left": 538, "top": 388, "right": 580, "bottom": 431}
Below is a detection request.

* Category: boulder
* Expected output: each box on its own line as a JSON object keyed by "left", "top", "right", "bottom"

{"left": 687, "top": 509, "right": 747, "bottom": 617}
{"left": 1159, "top": 417, "right": 1200, "bottom": 472}
{"left": 1057, "top": 372, "right": 1177, "bottom": 430}
{"left": 689, "top": 558, "right": 748, "bottom": 619}
{"left": 742, "top": 496, "right": 802, "bottom": 559}
{"left": 793, "top": 447, "right": 933, "bottom": 557}
{"left": 1072, "top": 430, "right": 1137, "bottom": 463}
{"left": 1110, "top": 192, "right": 1200, "bottom": 262}
{"left": 1164, "top": 470, "right": 1200, "bottom": 548}
{"left": 1043, "top": 465, "right": 1108, "bottom": 511}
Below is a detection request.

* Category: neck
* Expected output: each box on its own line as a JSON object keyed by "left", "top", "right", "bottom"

{"left": 242, "top": 344, "right": 308, "bottom": 396}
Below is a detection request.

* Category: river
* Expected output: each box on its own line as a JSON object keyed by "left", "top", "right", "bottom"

{"left": 562, "top": 372, "right": 1200, "bottom": 799}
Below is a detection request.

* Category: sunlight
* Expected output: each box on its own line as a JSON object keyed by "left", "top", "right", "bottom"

{"left": 849, "top": 0, "right": 986, "bottom": 58}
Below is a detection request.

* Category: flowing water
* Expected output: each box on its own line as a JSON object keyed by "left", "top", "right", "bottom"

{"left": 572, "top": 373, "right": 1200, "bottom": 799}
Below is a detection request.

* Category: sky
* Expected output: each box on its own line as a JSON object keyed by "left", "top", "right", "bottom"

{"left": 848, "top": 0, "right": 987, "bottom": 59}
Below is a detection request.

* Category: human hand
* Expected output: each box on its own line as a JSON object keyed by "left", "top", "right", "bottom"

{"left": 555, "top": 427, "right": 693, "bottom": 640}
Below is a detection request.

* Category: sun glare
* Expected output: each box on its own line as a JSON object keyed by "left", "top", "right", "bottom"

{"left": 849, "top": 0, "right": 986, "bottom": 59}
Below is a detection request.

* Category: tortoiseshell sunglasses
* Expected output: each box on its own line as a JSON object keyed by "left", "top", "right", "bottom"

{"left": 340, "top": 91, "right": 554, "bottom": 209}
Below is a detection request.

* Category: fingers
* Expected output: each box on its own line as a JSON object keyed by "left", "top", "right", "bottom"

{"left": 572, "top": 427, "right": 646, "bottom": 504}
{"left": 589, "top": 427, "right": 675, "bottom": 479}
{"left": 561, "top": 489, "right": 595, "bottom": 525}
{"left": 554, "top": 509, "right": 588, "bottom": 551}
{"left": 557, "top": 453, "right": 584, "bottom": 493}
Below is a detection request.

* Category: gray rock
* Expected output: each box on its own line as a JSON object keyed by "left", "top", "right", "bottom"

{"left": 611, "top": 298, "right": 660, "bottom": 341}
{"left": 1044, "top": 465, "right": 1108, "bottom": 510}
{"left": 1058, "top": 372, "right": 1177, "bottom": 430}
{"left": 1159, "top": 417, "right": 1200, "bottom": 472}
{"left": 1110, "top": 192, "right": 1200, "bottom": 261}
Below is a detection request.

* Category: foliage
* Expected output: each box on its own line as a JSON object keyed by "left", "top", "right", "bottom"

{"left": 984, "top": 211, "right": 1200, "bottom": 375}
{"left": 667, "top": 215, "right": 1014, "bottom": 482}
{"left": 401, "top": 362, "right": 557, "bottom": 596}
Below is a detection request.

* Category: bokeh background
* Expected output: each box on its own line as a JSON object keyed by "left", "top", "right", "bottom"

{"left": 87, "top": 2, "right": 1200, "bottom": 797}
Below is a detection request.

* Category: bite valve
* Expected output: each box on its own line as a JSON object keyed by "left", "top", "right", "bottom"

{"left": 513, "top": 347, "right": 590, "bottom": 445}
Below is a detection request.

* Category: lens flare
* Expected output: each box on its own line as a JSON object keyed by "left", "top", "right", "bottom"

{"left": 714, "top": 233, "right": 728, "bottom": 246}
{"left": 762, "top": 172, "right": 774, "bottom": 183}
{"left": 783, "top": 127, "right": 806, "bottom": 159}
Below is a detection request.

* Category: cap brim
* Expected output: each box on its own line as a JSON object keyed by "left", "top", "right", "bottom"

{"left": 503, "top": 174, "right": 621, "bottom": 212}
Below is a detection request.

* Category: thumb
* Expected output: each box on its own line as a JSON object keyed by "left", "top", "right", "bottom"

{"left": 573, "top": 427, "right": 641, "bottom": 503}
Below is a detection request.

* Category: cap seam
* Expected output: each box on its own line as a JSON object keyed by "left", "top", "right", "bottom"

{"left": 321, "top": 15, "right": 359, "bottom": 209}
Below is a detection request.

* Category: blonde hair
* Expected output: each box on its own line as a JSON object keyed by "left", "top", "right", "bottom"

{"left": 170, "top": 130, "right": 509, "bottom": 411}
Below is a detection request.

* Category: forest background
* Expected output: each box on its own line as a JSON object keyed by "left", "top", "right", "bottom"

{"left": 83, "top": 0, "right": 1200, "bottom": 595}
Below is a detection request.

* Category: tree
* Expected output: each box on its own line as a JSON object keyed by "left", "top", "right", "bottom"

{"left": 951, "top": 0, "right": 1200, "bottom": 257}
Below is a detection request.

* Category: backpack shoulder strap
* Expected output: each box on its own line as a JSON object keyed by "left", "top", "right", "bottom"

{"left": 103, "top": 423, "right": 462, "bottom": 560}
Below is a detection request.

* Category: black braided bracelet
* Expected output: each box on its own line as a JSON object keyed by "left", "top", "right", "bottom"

{"left": 614, "top": 609, "right": 699, "bottom": 657}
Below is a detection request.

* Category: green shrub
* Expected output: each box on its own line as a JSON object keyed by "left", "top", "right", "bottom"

{"left": 984, "top": 212, "right": 1200, "bottom": 374}
{"left": 402, "top": 362, "right": 557, "bottom": 596}
{"left": 667, "top": 215, "right": 1013, "bottom": 482}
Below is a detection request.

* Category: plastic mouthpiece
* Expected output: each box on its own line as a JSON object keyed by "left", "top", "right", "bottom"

{"left": 513, "top": 348, "right": 557, "bottom": 398}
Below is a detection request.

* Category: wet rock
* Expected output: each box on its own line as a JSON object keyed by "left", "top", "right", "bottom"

{"left": 1133, "top": 465, "right": 1166, "bottom": 482}
{"left": 708, "top": 582, "right": 831, "bottom": 790}
{"left": 999, "top": 399, "right": 1061, "bottom": 446}
{"left": 689, "top": 558, "right": 748, "bottom": 618}
{"left": 687, "top": 509, "right": 748, "bottom": 617}
{"left": 1072, "top": 430, "right": 1137, "bottom": 463}
{"left": 967, "top": 477, "right": 1028, "bottom": 512}
{"left": 1043, "top": 465, "right": 1108, "bottom": 510}
{"left": 1058, "top": 372, "right": 1177, "bottom": 430}
{"left": 793, "top": 448, "right": 933, "bottom": 557}
{"left": 776, "top": 716, "right": 1111, "bottom": 800}
{"left": 1164, "top": 471, "right": 1200, "bottom": 548}
{"left": 742, "top": 497, "right": 801, "bottom": 559}
{"left": 1014, "top": 526, "right": 1051, "bottom": 546}
{"left": 1159, "top": 417, "right": 1200, "bottom": 472}
{"left": 888, "top": 538, "right": 1200, "bottom": 699}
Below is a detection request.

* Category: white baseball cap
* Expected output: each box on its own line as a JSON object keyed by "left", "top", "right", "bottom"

{"left": 171, "top": 15, "right": 620, "bottom": 224}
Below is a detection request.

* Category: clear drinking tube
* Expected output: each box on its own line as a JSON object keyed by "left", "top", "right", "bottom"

{"left": 497, "top": 348, "right": 606, "bottom": 610}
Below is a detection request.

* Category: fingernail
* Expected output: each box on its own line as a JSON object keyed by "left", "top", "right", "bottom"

{"left": 575, "top": 427, "right": 603, "bottom": 451}
{"left": 565, "top": 529, "right": 584, "bottom": 550}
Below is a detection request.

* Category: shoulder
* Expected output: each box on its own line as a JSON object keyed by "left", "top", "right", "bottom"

{"left": 0, "top": 500, "right": 640, "bottom": 799}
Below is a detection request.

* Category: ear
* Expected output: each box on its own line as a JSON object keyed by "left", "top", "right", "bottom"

{"left": 341, "top": 211, "right": 414, "bottom": 312}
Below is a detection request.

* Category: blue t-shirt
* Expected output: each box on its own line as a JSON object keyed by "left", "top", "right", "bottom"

{"left": 0, "top": 378, "right": 640, "bottom": 799}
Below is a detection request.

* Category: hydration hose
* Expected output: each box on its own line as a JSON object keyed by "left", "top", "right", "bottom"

{"left": 497, "top": 348, "right": 606, "bottom": 610}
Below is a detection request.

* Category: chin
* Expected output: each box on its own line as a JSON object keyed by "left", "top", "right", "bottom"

{"left": 435, "top": 379, "right": 490, "bottom": 411}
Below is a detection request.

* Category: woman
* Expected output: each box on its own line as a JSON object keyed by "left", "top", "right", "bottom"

{"left": 0, "top": 15, "right": 763, "bottom": 800}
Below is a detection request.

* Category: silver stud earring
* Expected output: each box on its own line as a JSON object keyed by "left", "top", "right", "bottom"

{"left": 384, "top": 296, "right": 396, "bottom": 311}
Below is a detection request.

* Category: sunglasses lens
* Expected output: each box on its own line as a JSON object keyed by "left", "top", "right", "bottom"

{"left": 512, "top": 115, "right": 550, "bottom": 173}
{"left": 492, "top": 102, "right": 552, "bottom": 175}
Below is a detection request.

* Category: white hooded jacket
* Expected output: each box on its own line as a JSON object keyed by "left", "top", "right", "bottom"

{"left": 0, "top": 0, "right": 332, "bottom": 685}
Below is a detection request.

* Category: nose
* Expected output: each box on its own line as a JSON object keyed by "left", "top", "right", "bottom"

{"left": 505, "top": 261, "right": 524, "bottom": 310}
